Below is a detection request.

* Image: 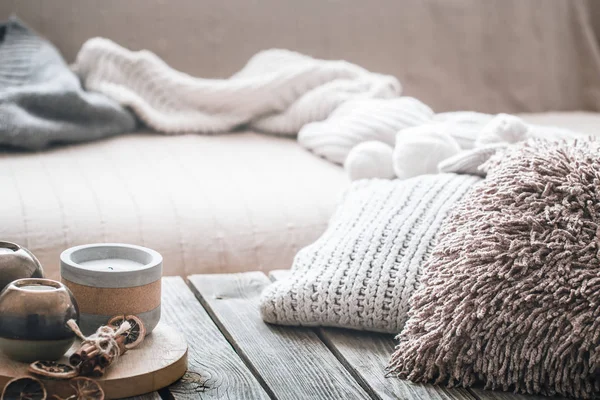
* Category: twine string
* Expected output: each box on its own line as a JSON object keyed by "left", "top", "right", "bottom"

{"left": 67, "top": 319, "right": 131, "bottom": 363}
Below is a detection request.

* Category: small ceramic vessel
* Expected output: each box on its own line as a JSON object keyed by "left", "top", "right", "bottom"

{"left": 0, "top": 241, "right": 44, "bottom": 292}
{"left": 0, "top": 278, "right": 79, "bottom": 362}
{"left": 61, "top": 243, "right": 162, "bottom": 335}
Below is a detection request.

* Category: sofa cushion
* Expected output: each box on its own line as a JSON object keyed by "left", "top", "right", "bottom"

{"left": 0, "top": 132, "right": 347, "bottom": 279}
{"left": 260, "top": 173, "right": 480, "bottom": 333}
{"left": 389, "top": 138, "right": 600, "bottom": 398}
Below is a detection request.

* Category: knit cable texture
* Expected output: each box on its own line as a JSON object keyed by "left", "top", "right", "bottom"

{"left": 75, "top": 39, "right": 400, "bottom": 136}
{"left": 259, "top": 173, "right": 480, "bottom": 333}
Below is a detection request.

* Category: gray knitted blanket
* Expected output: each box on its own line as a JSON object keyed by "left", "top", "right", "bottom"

{"left": 0, "top": 18, "right": 135, "bottom": 150}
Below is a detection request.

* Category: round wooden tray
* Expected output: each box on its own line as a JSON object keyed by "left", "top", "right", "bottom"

{"left": 0, "top": 322, "right": 187, "bottom": 399}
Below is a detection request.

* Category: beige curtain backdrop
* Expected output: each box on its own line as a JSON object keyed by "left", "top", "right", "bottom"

{"left": 2, "top": 0, "right": 600, "bottom": 114}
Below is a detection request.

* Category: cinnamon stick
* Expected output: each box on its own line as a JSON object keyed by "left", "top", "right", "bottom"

{"left": 115, "top": 335, "right": 127, "bottom": 353}
{"left": 91, "top": 365, "right": 105, "bottom": 378}
{"left": 85, "top": 348, "right": 100, "bottom": 359}
{"left": 67, "top": 320, "right": 137, "bottom": 376}
{"left": 79, "top": 360, "right": 96, "bottom": 376}
{"left": 98, "top": 354, "right": 112, "bottom": 368}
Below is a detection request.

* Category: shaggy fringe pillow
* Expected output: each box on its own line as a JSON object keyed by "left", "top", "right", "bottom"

{"left": 260, "top": 174, "right": 480, "bottom": 333}
{"left": 389, "top": 139, "right": 600, "bottom": 398}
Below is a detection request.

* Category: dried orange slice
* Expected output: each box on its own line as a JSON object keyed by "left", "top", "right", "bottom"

{"left": 106, "top": 314, "right": 146, "bottom": 349}
{"left": 1, "top": 376, "right": 47, "bottom": 400}
{"left": 28, "top": 361, "right": 79, "bottom": 380}
{"left": 68, "top": 377, "right": 104, "bottom": 400}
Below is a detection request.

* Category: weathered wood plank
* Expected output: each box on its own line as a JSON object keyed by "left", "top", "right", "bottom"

{"left": 160, "top": 277, "right": 269, "bottom": 400}
{"left": 320, "top": 328, "right": 474, "bottom": 400}
{"left": 125, "top": 392, "right": 162, "bottom": 400}
{"left": 269, "top": 272, "right": 562, "bottom": 400}
{"left": 188, "top": 272, "right": 371, "bottom": 400}
{"left": 469, "top": 389, "right": 563, "bottom": 400}
{"left": 269, "top": 270, "right": 474, "bottom": 400}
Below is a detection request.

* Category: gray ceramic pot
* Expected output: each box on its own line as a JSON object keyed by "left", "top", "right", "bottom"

{"left": 61, "top": 243, "right": 162, "bottom": 335}
{"left": 0, "top": 241, "right": 44, "bottom": 293}
{"left": 0, "top": 278, "right": 79, "bottom": 362}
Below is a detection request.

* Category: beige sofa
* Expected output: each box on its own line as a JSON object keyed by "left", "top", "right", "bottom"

{"left": 2, "top": 0, "right": 600, "bottom": 279}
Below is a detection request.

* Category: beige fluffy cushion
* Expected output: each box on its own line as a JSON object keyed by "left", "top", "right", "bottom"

{"left": 389, "top": 139, "right": 600, "bottom": 399}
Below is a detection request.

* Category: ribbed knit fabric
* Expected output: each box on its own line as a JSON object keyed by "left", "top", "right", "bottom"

{"left": 298, "top": 97, "right": 433, "bottom": 164}
{"left": 75, "top": 38, "right": 400, "bottom": 136}
{"left": 0, "top": 18, "right": 135, "bottom": 150}
{"left": 259, "top": 173, "right": 481, "bottom": 333}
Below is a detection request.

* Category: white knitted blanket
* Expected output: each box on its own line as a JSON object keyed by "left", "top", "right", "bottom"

{"left": 75, "top": 39, "right": 583, "bottom": 173}
{"left": 75, "top": 39, "right": 401, "bottom": 136}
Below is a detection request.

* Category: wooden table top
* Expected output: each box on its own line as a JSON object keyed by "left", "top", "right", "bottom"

{"left": 133, "top": 272, "right": 554, "bottom": 400}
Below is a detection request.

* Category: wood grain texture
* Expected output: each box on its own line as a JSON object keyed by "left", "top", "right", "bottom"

{"left": 319, "top": 328, "right": 475, "bottom": 400}
{"left": 161, "top": 277, "right": 269, "bottom": 400}
{"left": 469, "top": 390, "right": 565, "bottom": 400}
{"left": 125, "top": 393, "right": 162, "bottom": 400}
{"left": 0, "top": 323, "right": 187, "bottom": 399}
{"left": 188, "top": 272, "right": 371, "bottom": 400}
{"left": 269, "top": 270, "right": 474, "bottom": 400}
{"left": 269, "top": 271, "right": 566, "bottom": 400}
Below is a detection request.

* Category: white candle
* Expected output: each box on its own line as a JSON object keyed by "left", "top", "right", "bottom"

{"left": 79, "top": 258, "right": 144, "bottom": 272}
{"left": 19, "top": 284, "right": 57, "bottom": 291}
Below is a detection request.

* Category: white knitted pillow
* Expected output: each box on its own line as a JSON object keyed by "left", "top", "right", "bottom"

{"left": 260, "top": 173, "right": 481, "bottom": 333}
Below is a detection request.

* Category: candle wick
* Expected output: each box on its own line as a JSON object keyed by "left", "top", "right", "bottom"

{"left": 108, "top": 267, "right": 113, "bottom": 270}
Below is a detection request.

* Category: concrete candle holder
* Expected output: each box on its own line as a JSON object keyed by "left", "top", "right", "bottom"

{"left": 60, "top": 244, "right": 162, "bottom": 335}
